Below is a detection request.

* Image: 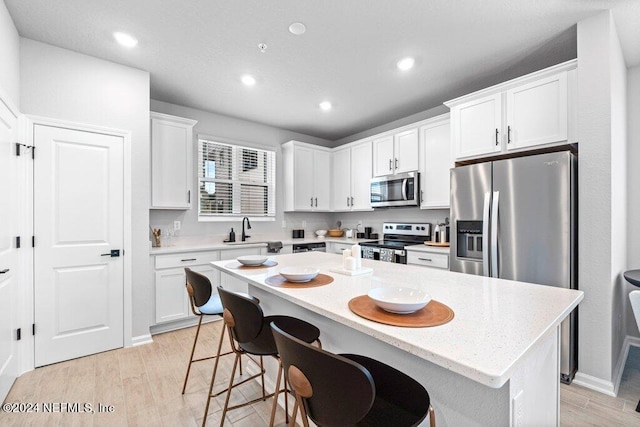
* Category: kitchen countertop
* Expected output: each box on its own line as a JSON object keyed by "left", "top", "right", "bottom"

{"left": 149, "top": 235, "right": 372, "bottom": 255}
{"left": 404, "top": 243, "right": 450, "bottom": 254}
{"left": 210, "top": 251, "right": 583, "bottom": 389}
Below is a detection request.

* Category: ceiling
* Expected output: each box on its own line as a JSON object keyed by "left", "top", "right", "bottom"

{"left": 4, "top": 0, "right": 640, "bottom": 141}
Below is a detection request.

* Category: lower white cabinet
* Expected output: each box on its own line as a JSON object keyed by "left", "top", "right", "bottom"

{"left": 154, "top": 251, "right": 220, "bottom": 324}
{"left": 406, "top": 250, "right": 449, "bottom": 270}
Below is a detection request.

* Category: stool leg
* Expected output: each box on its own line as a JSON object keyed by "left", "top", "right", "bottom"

{"left": 218, "top": 353, "right": 241, "bottom": 427}
{"left": 260, "top": 356, "right": 266, "bottom": 399}
{"left": 636, "top": 399, "right": 640, "bottom": 412}
{"left": 202, "top": 324, "right": 227, "bottom": 426}
{"left": 182, "top": 314, "right": 204, "bottom": 394}
{"left": 429, "top": 405, "right": 436, "bottom": 427}
{"left": 268, "top": 360, "right": 284, "bottom": 427}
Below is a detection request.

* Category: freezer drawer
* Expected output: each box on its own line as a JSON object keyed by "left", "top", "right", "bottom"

{"left": 407, "top": 252, "right": 449, "bottom": 269}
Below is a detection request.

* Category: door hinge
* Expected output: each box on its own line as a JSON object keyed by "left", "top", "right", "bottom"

{"left": 16, "top": 236, "right": 20, "bottom": 249}
{"left": 16, "top": 328, "right": 21, "bottom": 341}
{"left": 32, "top": 324, "right": 36, "bottom": 336}
{"left": 32, "top": 236, "right": 35, "bottom": 247}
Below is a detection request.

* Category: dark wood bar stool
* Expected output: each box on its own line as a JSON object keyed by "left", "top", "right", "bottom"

{"left": 207, "top": 287, "right": 321, "bottom": 427}
{"left": 271, "top": 322, "right": 436, "bottom": 427}
{"left": 182, "top": 268, "right": 233, "bottom": 394}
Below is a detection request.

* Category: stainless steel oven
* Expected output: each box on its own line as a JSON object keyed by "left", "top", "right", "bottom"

{"left": 360, "top": 222, "right": 431, "bottom": 264}
{"left": 370, "top": 172, "right": 420, "bottom": 208}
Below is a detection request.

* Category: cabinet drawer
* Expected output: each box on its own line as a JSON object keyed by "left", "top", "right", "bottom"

{"left": 155, "top": 251, "right": 219, "bottom": 269}
{"left": 407, "top": 252, "right": 449, "bottom": 269}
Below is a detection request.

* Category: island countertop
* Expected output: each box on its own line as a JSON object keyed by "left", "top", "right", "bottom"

{"left": 211, "top": 251, "right": 583, "bottom": 389}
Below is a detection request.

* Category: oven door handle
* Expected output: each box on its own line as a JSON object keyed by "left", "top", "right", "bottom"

{"left": 402, "top": 178, "right": 408, "bottom": 200}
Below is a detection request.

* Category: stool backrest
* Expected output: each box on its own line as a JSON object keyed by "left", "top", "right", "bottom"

{"left": 271, "top": 322, "right": 375, "bottom": 426}
{"left": 184, "top": 268, "right": 212, "bottom": 308}
{"left": 217, "top": 287, "right": 264, "bottom": 344}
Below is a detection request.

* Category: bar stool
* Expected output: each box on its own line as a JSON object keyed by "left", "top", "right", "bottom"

{"left": 207, "top": 287, "right": 321, "bottom": 427}
{"left": 181, "top": 268, "right": 232, "bottom": 394}
{"left": 271, "top": 322, "right": 436, "bottom": 427}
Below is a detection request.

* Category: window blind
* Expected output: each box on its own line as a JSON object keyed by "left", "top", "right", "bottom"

{"left": 198, "top": 139, "right": 275, "bottom": 218}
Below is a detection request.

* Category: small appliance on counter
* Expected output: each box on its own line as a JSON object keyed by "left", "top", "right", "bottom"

{"left": 292, "top": 229, "right": 305, "bottom": 239}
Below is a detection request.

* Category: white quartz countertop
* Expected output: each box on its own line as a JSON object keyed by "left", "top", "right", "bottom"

{"left": 210, "top": 251, "right": 583, "bottom": 389}
{"left": 149, "top": 236, "right": 370, "bottom": 255}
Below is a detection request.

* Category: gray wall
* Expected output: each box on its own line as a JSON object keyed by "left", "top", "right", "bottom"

{"left": 20, "top": 39, "right": 152, "bottom": 339}
{"left": 0, "top": 0, "right": 19, "bottom": 106}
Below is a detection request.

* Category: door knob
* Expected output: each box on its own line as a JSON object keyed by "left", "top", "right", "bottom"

{"left": 101, "top": 249, "right": 121, "bottom": 257}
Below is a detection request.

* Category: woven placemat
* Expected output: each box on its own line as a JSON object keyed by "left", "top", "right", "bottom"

{"left": 225, "top": 260, "right": 278, "bottom": 269}
{"left": 348, "top": 295, "right": 454, "bottom": 327}
{"left": 264, "top": 273, "right": 334, "bottom": 288}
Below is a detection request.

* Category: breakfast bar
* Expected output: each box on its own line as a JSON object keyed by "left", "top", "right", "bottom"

{"left": 211, "top": 251, "right": 583, "bottom": 426}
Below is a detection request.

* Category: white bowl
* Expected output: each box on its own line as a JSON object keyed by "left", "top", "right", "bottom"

{"left": 367, "top": 287, "right": 431, "bottom": 314}
{"left": 237, "top": 255, "right": 268, "bottom": 266}
{"left": 315, "top": 229, "right": 327, "bottom": 237}
{"left": 280, "top": 267, "right": 320, "bottom": 282}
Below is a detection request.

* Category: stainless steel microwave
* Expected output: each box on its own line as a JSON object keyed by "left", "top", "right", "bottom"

{"left": 370, "top": 172, "right": 420, "bottom": 208}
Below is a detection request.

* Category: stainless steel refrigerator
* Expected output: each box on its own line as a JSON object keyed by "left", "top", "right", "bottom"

{"left": 450, "top": 150, "right": 577, "bottom": 383}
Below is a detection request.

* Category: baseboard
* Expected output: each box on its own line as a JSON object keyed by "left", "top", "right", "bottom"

{"left": 572, "top": 372, "right": 616, "bottom": 396}
{"left": 149, "top": 316, "right": 222, "bottom": 336}
{"left": 612, "top": 335, "right": 640, "bottom": 395}
{"left": 131, "top": 334, "right": 153, "bottom": 347}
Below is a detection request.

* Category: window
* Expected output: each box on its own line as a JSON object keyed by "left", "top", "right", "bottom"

{"left": 198, "top": 138, "right": 276, "bottom": 220}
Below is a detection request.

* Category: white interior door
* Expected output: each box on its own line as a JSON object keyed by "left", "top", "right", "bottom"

{"left": 0, "top": 100, "right": 20, "bottom": 401}
{"left": 34, "top": 124, "right": 124, "bottom": 367}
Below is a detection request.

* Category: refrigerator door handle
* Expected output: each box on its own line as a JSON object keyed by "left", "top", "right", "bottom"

{"left": 401, "top": 178, "right": 408, "bottom": 200}
{"left": 491, "top": 191, "right": 500, "bottom": 278}
{"left": 482, "top": 192, "right": 491, "bottom": 276}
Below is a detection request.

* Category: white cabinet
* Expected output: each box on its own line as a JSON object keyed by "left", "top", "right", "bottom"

{"left": 419, "top": 115, "right": 452, "bottom": 209}
{"left": 150, "top": 112, "right": 197, "bottom": 209}
{"left": 373, "top": 128, "right": 419, "bottom": 176}
{"left": 153, "top": 250, "right": 219, "bottom": 324}
{"left": 446, "top": 61, "right": 576, "bottom": 161}
{"left": 407, "top": 251, "right": 449, "bottom": 270}
{"left": 283, "top": 141, "right": 331, "bottom": 212}
{"left": 331, "top": 141, "right": 373, "bottom": 211}
{"left": 327, "top": 241, "right": 356, "bottom": 255}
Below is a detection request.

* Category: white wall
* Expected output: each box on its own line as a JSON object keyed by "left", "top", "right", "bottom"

{"left": 626, "top": 65, "right": 640, "bottom": 336}
{"left": 0, "top": 0, "right": 19, "bottom": 106}
{"left": 149, "top": 99, "right": 335, "bottom": 240}
{"left": 574, "top": 11, "right": 628, "bottom": 392}
{"left": 19, "top": 39, "right": 151, "bottom": 339}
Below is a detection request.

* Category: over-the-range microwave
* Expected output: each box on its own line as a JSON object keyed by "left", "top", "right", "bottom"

{"left": 370, "top": 172, "right": 420, "bottom": 208}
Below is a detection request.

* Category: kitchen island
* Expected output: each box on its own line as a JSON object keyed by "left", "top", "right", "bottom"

{"left": 210, "top": 251, "right": 583, "bottom": 426}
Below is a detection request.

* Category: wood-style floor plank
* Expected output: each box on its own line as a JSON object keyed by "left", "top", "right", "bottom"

{"left": 1, "top": 320, "right": 639, "bottom": 426}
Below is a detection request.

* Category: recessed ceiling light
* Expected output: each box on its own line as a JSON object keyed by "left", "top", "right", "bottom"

{"left": 397, "top": 57, "right": 415, "bottom": 71}
{"left": 319, "top": 101, "right": 332, "bottom": 111}
{"left": 241, "top": 75, "right": 256, "bottom": 86}
{"left": 113, "top": 32, "right": 138, "bottom": 48}
{"left": 289, "top": 22, "right": 306, "bottom": 35}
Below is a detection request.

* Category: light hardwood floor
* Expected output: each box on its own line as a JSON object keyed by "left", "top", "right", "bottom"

{"left": 1, "top": 320, "right": 640, "bottom": 426}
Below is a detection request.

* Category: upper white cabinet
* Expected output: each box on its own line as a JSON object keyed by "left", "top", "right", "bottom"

{"left": 446, "top": 60, "right": 576, "bottom": 161}
{"left": 419, "top": 115, "right": 452, "bottom": 209}
{"left": 150, "top": 112, "right": 198, "bottom": 209}
{"left": 331, "top": 140, "right": 373, "bottom": 211}
{"left": 373, "top": 128, "right": 419, "bottom": 176}
{"left": 282, "top": 141, "right": 331, "bottom": 211}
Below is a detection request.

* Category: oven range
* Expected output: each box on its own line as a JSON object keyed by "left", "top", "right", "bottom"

{"left": 360, "top": 222, "right": 431, "bottom": 264}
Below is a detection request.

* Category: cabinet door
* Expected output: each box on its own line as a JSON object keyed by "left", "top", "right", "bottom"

{"left": 394, "top": 128, "right": 419, "bottom": 173}
{"left": 331, "top": 148, "right": 352, "bottom": 211}
{"left": 420, "top": 119, "right": 452, "bottom": 209}
{"left": 372, "top": 135, "right": 394, "bottom": 177}
{"left": 506, "top": 72, "right": 568, "bottom": 151}
{"left": 350, "top": 141, "right": 373, "bottom": 210}
{"left": 314, "top": 149, "right": 331, "bottom": 210}
{"left": 150, "top": 114, "right": 196, "bottom": 209}
{"left": 155, "top": 268, "right": 190, "bottom": 323}
{"left": 452, "top": 93, "right": 502, "bottom": 159}
{"left": 293, "top": 145, "right": 315, "bottom": 210}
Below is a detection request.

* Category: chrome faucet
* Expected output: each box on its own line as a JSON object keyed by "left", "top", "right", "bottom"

{"left": 242, "top": 217, "right": 251, "bottom": 241}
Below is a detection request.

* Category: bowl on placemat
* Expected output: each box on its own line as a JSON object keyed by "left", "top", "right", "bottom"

{"left": 280, "top": 267, "right": 320, "bottom": 282}
{"left": 237, "top": 255, "right": 268, "bottom": 266}
{"left": 367, "top": 287, "right": 431, "bottom": 314}
{"left": 327, "top": 229, "right": 344, "bottom": 237}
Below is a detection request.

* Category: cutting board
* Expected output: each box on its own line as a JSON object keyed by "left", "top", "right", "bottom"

{"left": 423, "top": 241, "right": 450, "bottom": 247}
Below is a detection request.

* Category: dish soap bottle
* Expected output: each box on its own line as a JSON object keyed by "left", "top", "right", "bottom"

{"left": 229, "top": 228, "right": 236, "bottom": 242}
